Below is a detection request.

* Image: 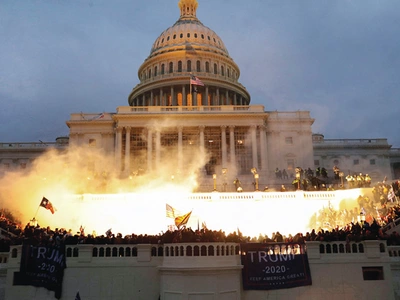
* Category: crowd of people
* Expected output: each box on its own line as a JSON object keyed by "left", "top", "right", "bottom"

{"left": 1, "top": 180, "right": 400, "bottom": 253}
{"left": 272, "top": 165, "right": 390, "bottom": 192}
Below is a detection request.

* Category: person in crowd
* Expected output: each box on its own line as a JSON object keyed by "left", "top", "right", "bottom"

{"left": 233, "top": 178, "right": 242, "bottom": 192}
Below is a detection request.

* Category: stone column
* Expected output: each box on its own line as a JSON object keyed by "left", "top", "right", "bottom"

{"left": 171, "top": 87, "right": 175, "bottom": 106}
{"left": 199, "top": 125, "right": 205, "bottom": 158}
{"left": 159, "top": 89, "right": 163, "bottom": 106}
{"left": 150, "top": 91, "right": 154, "bottom": 106}
{"left": 216, "top": 88, "right": 220, "bottom": 106}
{"left": 115, "top": 126, "right": 123, "bottom": 173}
{"left": 251, "top": 125, "right": 258, "bottom": 169}
{"left": 260, "top": 126, "right": 268, "bottom": 175}
{"left": 125, "top": 126, "right": 131, "bottom": 173}
{"left": 221, "top": 125, "right": 227, "bottom": 168}
{"left": 229, "top": 126, "right": 236, "bottom": 168}
{"left": 178, "top": 126, "right": 183, "bottom": 172}
{"left": 147, "top": 128, "right": 153, "bottom": 172}
{"left": 234, "top": 93, "right": 237, "bottom": 106}
{"left": 193, "top": 91, "right": 197, "bottom": 106}
{"left": 205, "top": 86, "right": 209, "bottom": 106}
{"left": 156, "top": 130, "right": 161, "bottom": 169}
{"left": 225, "top": 90, "right": 229, "bottom": 105}
{"left": 182, "top": 85, "right": 187, "bottom": 106}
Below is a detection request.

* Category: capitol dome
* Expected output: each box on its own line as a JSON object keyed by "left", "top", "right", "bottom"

{"left": 128, "top": 0, "right": 250, "bottom": 107}
{"left": 149, "top": 0, "right": 230, "bottom": 59}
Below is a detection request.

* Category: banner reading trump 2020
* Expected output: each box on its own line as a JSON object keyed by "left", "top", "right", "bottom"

{"left": 13, "top": 243, "right": 67, "bottom": 299}
{"left": 241, "top": 243, "right": 312, "bottom": 290}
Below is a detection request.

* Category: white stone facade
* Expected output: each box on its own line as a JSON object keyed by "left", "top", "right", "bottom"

{"left": 1, "top": 240, "right": 399, "bottom": 300}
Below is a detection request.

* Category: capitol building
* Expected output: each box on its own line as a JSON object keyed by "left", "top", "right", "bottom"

{"left": 1, "top": 1, "right": 400, "bottom": 299}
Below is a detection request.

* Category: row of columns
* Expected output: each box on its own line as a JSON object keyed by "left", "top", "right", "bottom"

{"left": 131, "top": 85, "right": 247, "bottom": 107}
{"left": 115, "top": 125, "right": 268, "bottom": 176}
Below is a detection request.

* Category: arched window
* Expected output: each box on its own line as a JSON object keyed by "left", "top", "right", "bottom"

{"left": 187, "top": 60, "right": 191, "bottom": 72}
{"left": 206, "top": 62, "right": 210, "bottom": 73}
{"left": 196, "top": 60, "right": 201, "bottom": 72}
{"left": 178, "top": 61, "right": 182, "bottom": 72}
{"left": 148, "top": 69, "right": 151, "bottom": 78}
{"left": 221, "top": 66, "right": 224, "bottom": 76}
{"left": 154, "top": 66, "right": 158, "bottom": 77}
{"left": 214, "top": 63, "right": 217, "bottom": 74}
{"left": 169, "top": 62, "right": 173, "bottom": 73}
{"left": 180, "top": 33, "right": 183, "bottom": 38}
{"left": 161, "top": 64, "right": 165, "bottom": 75}
{"left": 227, "top": 68, "right": 230, "bottom": 78}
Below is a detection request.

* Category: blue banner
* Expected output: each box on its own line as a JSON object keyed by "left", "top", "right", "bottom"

{"left": 241, "top": 243, "right": 312, "bottom": 290}
{"left": 13, "top": 243, "right": 67, "bottom": 299}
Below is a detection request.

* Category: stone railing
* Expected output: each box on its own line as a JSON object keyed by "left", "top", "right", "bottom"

{"left": 306, "top": 240, "right": 388, "bottom": 260}
{"left": 387, "top": 246, "right": 400, "bottom": 257}
{"left": 313, "top": 138, "right": 389, "bottom": 146}
{"left": 116, "top": 105, "right": 265, "bottom": 114}
{"left": 0, "top": 142, "right": 67, "bottom": 149}
{"left": 382, "top": 218, "right": 400, "bottom": 234}
{"left": 5, "top": 240, "right": 392, "bottom": 261}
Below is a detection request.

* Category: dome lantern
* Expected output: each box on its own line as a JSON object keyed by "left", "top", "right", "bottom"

{"left": 178, "top": 0, "right": 198, "bottom": 19}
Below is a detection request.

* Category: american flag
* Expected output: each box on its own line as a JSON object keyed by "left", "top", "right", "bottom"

{"left": 190, "top": 75, "right": 204, "bottom": 86}
{"left": 166, "top": 204, "right": 176, "bottom": 218}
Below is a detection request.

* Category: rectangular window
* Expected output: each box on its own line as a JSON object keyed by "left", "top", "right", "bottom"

{"left": 287, "top": 159, "right": 294, "bottom": 170}
{"left": 362, "top": 266, "right": 384, "bottom": 280}
{"left": 353, "top": 159, "right": 359, "bottom": 165}
{"left": 89, "top": 139, "right": 96, "bottom": 147}
{"left": 285, "top": 137, "right": 293, "bottom": 144}
{"left": 370, "top": 159, "right": 376, "bottom": 165}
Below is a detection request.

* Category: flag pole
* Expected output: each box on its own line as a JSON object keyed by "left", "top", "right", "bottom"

{"left": 33, "top": 206, "right": 41, "bottom": 219}
{"left": 189, "top": 75, "right": 192, "bottom": 106}
{"left": 34, "top": 196, "right": 44, "bottom": 219}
